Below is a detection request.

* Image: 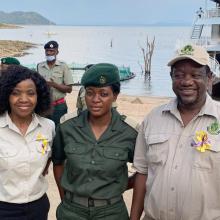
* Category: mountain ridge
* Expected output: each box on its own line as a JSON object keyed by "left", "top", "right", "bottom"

{"left": 0, "top": 11, "right": 55, "bottom": 25}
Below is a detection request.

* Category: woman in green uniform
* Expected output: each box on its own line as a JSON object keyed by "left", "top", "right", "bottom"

{"left": 52, "top": 63, "right": 137, "bottom": 220}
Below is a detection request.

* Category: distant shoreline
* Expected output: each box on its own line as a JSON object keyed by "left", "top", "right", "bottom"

{"left": 0, "top": 23, "right": 37, "bottom": 58}
{"left": 0, "top": 23, "right": 22, "bottom": 29}
{"left": 0, "top": 40, "right": 37, "bottom": 58}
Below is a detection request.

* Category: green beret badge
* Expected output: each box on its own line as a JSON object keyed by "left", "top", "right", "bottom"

{"left": 99, "top": 75, "right": 107, "bottom": 84}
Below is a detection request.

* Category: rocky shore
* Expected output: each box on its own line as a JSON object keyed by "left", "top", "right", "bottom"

{"left": 0, "top": 23, "right": 37, "bottom": 57}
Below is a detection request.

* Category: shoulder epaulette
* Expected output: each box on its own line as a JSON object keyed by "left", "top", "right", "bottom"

{"left": 121, "top": 115, "right": 140, "bottom": 132}
{"left": 60, "top": 111, "right": 78, "bottom": 124}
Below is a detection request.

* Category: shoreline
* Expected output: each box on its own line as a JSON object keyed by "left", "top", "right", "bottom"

{"left": 0, "top": 40, "right": 37, "bottom": 57}
{"left": 0, "top": 24, "right": 37, "bottom": 57}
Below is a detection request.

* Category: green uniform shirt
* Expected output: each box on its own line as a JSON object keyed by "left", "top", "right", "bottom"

{"left": 52, "top": 109, "right": 137, "bottom": 199}
{"left": 37, "top": 60, "right": 73, "bottom": 101}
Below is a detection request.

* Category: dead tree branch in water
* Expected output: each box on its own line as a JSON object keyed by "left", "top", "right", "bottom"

{"left": 139, "top": 36, "right": 155, "bottom": 79}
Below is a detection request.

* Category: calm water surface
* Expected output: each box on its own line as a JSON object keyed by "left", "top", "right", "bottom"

{"left": 0, "top": 25, "right": 192, "bottom": 97}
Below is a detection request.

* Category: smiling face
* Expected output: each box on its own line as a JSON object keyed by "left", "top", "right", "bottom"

{"left": 85, "top": 86, "right": 118, "bottom": 118}
{"left": 171, "top": 59, "right": 212, "bottom": 110}
{"left": 9, "top": 79, "right": 37, "bottom": 120}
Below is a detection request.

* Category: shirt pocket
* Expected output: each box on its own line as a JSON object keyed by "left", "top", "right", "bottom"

{"left": 64, "top": 144, "right": 87, "bottom": 155}
{"left": 0, "top": 146, "right": 18, "bottom": 170}
{"left": 36, "top": 141, "right": 51, "bottom": 156}
{"left": 103, "top": 148, "right": 128, "bottom": 161}
{"left": 193, "top": 136, "right": 220, "bottom": 171}
{"left": 52, "top": 71, "right": 63, "bottom": 83}
{"left": 146, "top": 134, "right": 169, "bottom": 168}
{"left": 64, "top": 144, "right": 88, "bottom": 182}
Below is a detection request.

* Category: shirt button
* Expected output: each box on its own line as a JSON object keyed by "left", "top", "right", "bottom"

{"left": 115, "top": 153, "right": 119, "bottom": 157}
{"left": 174, "top": 165, "right": 178, "bottom": 169}
{"left": 91, "top": 160, "right": 95, "bottom": 164}
{"left": 171, "top": 187, "right": 175, "bottom": 191}
{"left": 88, "top": 178, "right": 93, "bottom": 182}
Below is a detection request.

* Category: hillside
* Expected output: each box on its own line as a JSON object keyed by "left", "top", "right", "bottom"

{"left": 0, "top": 11, "right": 55, "bottom": 25}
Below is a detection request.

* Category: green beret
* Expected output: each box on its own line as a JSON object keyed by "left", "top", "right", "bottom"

{"left": 1, "top": 57, "right": 20, "bottom": 65}
{"left": 81, "top": 63, "right": 120, "bottom": 87}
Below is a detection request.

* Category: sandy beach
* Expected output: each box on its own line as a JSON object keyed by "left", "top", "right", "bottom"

{"left": 47, "top": 87, "right": 171, "bottom": 219}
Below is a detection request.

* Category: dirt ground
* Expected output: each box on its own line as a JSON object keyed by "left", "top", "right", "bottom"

{"left": 47, "top": 87, "right": 171, "bottom": 219}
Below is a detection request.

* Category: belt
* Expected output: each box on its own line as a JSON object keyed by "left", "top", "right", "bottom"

{"left": 52, "top": 98, "right": 65, "bottom": 106}
{"left": 64, "top": 191, "right": 122, "bottom": 207}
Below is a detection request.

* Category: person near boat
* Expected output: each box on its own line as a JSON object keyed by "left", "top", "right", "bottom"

{"left": 130, "top": 44, "right": 220, "bottom": 220}
{"left": 0, "top": 65, "right": 55, "bottom": 220}
{"left": 37, "top": 40, "right": 73, "bottom": 127}
{"left": 52, "top": 63, "right": 138, "bottom": 220}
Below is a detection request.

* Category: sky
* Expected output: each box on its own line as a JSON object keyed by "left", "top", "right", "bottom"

{"left": 0, "top": 0, "right": 215, "bottom": 25}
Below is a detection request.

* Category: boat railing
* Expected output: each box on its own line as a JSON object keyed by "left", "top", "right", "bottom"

{"left": 209, "top": 56, "right": 220, "bottom": 77}
{"left": 193, "top": 36, "right": 211, "bottom": 46}
{"left": 204, "top": 7, "right": 220, "bottom": 18}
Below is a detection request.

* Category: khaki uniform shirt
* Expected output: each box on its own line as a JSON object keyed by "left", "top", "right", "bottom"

{"left": 134, "top": 95, "right": 220, "bottom": 220}
{"left": 0, "top": 112, "right": 55, "bottom": 203}
{"left": 52, "top": 109, "right": 137, "bottom": 199}
{"left": 37, "top": 60, "right": 73, "bottom": 101}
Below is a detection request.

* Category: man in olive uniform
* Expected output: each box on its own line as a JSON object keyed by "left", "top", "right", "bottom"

{"left": 0, "top": 57, "right": 20, "bottom": 76}
{"left": 37, "top": 40, "right": 73, "bottom": 126}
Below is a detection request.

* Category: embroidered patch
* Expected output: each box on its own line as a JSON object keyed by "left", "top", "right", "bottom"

{"left": 180, "top": 45, "right": 194, "bottom": 55}
{"left": 207, "top": 121, "right": 220, "bottom": 135}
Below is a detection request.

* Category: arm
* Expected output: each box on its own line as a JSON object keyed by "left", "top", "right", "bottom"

{"left": 127, "top": 172, "right": 137, "bottom": 190}
{"left": 42, "top": 158, "right": 51, "bottom": 176}
{"left": 130, "top": 172, "right": 147, "bottom": 220}
{"left": 53, "top": 164, "right": 65, "bottom": 200}
{"left": 47, "top": 80, "right": 72, "bottom": 93}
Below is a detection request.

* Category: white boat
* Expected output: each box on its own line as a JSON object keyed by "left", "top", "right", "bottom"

{"left": 191, "top": 0, "right": 220, "bottom": 98}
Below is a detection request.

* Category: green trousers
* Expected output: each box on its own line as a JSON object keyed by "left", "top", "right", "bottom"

{"left": 49, "top": 103, "right": 67, "bottom": 127}
{"left": 56, "top": 198, "right": 129, "bottom": 220}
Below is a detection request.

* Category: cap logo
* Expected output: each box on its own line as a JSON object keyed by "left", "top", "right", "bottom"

{"left": 49, "top": 44, "right": 54, "bottom": 48}
{"left": 99, "top": 75, "right": 106, "bottom": 84}
{"left": 179, "top": 45, "right": 194, "bottom": 55}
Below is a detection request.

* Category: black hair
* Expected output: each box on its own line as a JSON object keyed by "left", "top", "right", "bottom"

{"left": 110, "top": 82, "right": 121, "bottom": 94}
{"left": 0, "top": 65, "right": 51, "bottom": 116}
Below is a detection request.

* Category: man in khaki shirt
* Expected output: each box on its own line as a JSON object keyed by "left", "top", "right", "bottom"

{"left": 37, "top": 40, "right": 73, "bottom": 126}
{"left": 130, "top": 44, "right": 220, "bottom": 220}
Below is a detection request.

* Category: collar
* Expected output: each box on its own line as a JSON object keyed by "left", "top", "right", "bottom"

{"left": 0, "top": 112, "right": 43, "bottom": 129}
{"left": 42, "top": 60, "right": 61, "bottom": 68}
{"left": 162, "top": 94, "right": 219, "bottom": 119}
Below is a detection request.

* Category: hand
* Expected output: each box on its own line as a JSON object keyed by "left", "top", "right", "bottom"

{"left": 47, "top": 78, "right": 56, "bottom": 87}
{"left": 42, "top": 167, "right": 49, "bottom": 176}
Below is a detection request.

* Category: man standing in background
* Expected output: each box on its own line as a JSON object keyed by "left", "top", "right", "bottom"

{"left": 37, "top": 40, "right": 73, "bottom": 126}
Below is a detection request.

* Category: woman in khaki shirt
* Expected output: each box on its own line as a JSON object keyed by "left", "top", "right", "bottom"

{"left": 0, "top": 65, "right": 55, "bottom": 220}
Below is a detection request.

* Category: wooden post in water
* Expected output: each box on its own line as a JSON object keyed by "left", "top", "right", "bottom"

{"left": 140, "top": 36, "right": 155, "bottom": 79}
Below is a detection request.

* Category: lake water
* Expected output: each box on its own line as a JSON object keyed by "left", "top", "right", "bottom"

{"left": 0, "top": 25, "right": 192, "bottom": 97}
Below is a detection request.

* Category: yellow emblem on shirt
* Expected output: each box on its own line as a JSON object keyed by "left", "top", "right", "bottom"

{"left": 36, "top": 133, "right": 49, "bottom": 155}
